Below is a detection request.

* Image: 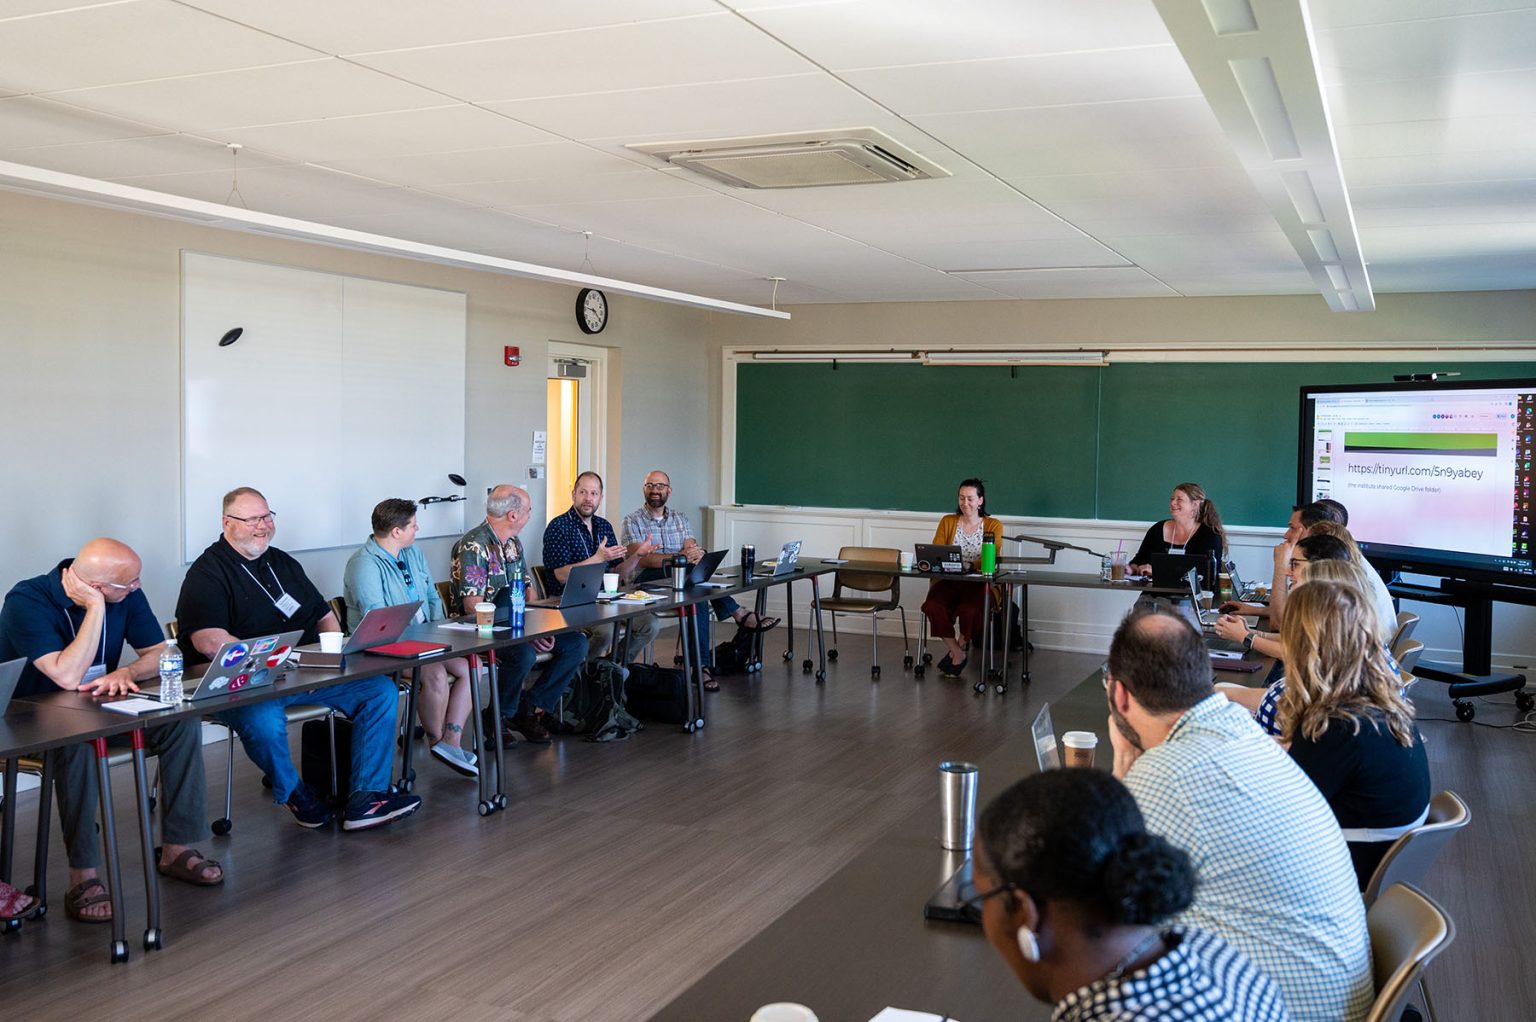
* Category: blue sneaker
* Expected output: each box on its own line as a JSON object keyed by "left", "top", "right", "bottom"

{"left": 342, "top": 790, "right": 422, "bottom": 831}
{"left": 285, "top": 782, "right": 334, "bottom": 829}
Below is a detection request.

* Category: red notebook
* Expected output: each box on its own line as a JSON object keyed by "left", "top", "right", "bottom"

{"left": 367, "top": 640, "right": 450, "bottom": 660}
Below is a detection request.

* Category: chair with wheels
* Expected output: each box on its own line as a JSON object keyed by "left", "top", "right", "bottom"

{"left": 1365, "top": 882, "right": 1456, "bottom": 1022}
{"left": 817, "top": 547, "right": 909, "bottom": 679}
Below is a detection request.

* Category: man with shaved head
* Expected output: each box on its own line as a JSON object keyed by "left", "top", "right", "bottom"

{"left": 0, "top": 538, "right": 222, "bottom": 924}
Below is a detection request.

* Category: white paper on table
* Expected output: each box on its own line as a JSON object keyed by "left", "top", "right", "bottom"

{"left": 868, "top": 1009, "right": 957, "bottom": 1022}
{"left": 101, "top": 697, "right": 174, "bottom": 715}
{"left": 435, "top": 622, "right": 481, "bottom": 631}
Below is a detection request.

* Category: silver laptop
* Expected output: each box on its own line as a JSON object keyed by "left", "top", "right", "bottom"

{"left": 1032, "top": 703, "right": 1060, "bottom": 772}
{"left": 528, "top": 560, "right": 606, "bottom": 609}
{"left": 188, "top": 631, "right": 302, "bottom": 702}
{"left": 1184, "top": 568, "right": 1221, "bottom": 628}
{"left": 343, "top": 601, "right": 422, "bottom": 654}
{"left": 0, "top": 656, "right": 25, "bottom": 715}
{"left": 755, "top": 540, "right": 803, "bottom": 578}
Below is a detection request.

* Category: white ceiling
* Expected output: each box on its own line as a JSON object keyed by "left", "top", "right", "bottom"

{"left": 0, "top": 0, "right": 1532, "bottom": 307}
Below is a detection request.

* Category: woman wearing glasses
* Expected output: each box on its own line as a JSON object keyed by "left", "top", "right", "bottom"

{"left": 971, "top": 768, "right": 1288, "bottom": 1021}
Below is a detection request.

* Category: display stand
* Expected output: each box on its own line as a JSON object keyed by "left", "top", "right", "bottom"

{"left": 1389, "top": 579, "right": 1534, "bottom": 721}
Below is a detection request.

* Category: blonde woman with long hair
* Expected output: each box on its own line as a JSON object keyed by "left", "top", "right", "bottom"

{"left": 1279, "top": 579, "right": 1429, "bottom": 888}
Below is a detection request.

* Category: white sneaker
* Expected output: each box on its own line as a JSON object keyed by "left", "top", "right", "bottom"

{"left": 429, "top": 741, "right": 479, "bottom": 777}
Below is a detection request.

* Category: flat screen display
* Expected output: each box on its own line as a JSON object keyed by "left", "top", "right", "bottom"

{"left": 1298, "top": 377, "right": 1536, "bottom": 586}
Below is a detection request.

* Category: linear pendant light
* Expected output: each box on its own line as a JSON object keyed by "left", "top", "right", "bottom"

{"left": 0, "top": 159, "right": 790, "bottom": 320}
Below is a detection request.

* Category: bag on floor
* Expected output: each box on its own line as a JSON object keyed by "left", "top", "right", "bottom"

{"left": 300, "top": 716, "right": 352, "bottom": 805}
{"left": 558, "top": 659, "right": 642, "bottom": 742}
{"left": 625, "top": 661, "right": 689, "bottom": 724}
{"left": 989, "top": 600, "right": 1025, "bottom": 650}
{"left": 712, "top": 626, "right": 757, "bottom": 676}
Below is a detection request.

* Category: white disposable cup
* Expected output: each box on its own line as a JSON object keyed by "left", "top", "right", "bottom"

{"left": 1062, "top": 730, "right": 1098, "bottom": 768}
{"left": 318, "top": 631, "right": 344, "bottom": 654}
{"left": 1200, "top": 590, "right": 1215, "bottom": 610}
{"left": 899, "top": 551, "right": 915, "bottom": 570}
{"left": 602, "top": 572, "right": 621, "bottom": 594}
{"left": 474, "top": 602, "right": 495, "bottom": 630}
{"left": 750, "top": 1004, "right": 818, "bottom": 1022}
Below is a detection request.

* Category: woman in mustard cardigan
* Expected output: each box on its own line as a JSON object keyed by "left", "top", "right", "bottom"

{"left": 921, "top": 478, "right": 1004, "bottom": 677}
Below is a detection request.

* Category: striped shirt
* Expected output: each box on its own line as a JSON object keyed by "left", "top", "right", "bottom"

{"left": 1124, "top": 695, "right": 1373, "bottom": 1022}
{"left": 1053, "top": 927, "right": 1290, "bottom": 1022}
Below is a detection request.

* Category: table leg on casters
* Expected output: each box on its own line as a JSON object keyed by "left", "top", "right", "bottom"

{"left": 809, "top": 575, "right": 827, "bottom": 684}
{"left": 398, "top": 669, "right": 418, "bottom": 793}
{"left": 782, "top": 579, "right": 796, "bottom": 664}
{"left": 485, "top": 652, "right": 507, "bottom": 813}
{"left": 129, "top": 729, "right": 163, "bottom": 951}
{"left": 976, "top": 583, "right": 994, "bottom": 695}
{"left": 29, "top": 754, "right": 53, "bottom": 917}
{"left": 1019, "top": 584, "right": 1033, "bottom": 685}
{"left": 679, "top": 604, "right": 701, "bottom": 732}
{"left": 91, "top": 737, "right": 129, "bottom": 963}
{"left": 1, "top": 759, "right": 17, "bottom": 934}
{"left": 749, "top": 589, "right": 767, "bottom": 672}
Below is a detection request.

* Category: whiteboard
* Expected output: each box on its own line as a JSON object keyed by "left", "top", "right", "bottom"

{"left": 182, "top": 253, "right": 466, "bottom": 561}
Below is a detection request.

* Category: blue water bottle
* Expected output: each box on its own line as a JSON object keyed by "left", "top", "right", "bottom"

{"left": 510, "top": 577, "right": 526, "bottom": 631}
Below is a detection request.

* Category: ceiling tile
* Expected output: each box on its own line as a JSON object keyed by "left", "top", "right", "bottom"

{"left": 882, "top": 235, "right": 1128, "bottom": 271}
{"left": 1158, "top": 270, "right": 1317, "bottom": 296}
{"left": 436, "top": 170, "right": 707, "bottom": 208}
{"left": 47, "top": 59, "right": 451, "bottom": 132}
{"left": 226, "top": 106, "right": 559, "bottom": 162}
{"left": 487, "top": 74, "right": 895, "bottom": 145}
{"left": 1318, "top": 8, "right": 1536, "bottom": 83}
{"left": 1106, "top": 231, "right": 1302, "bottom": 275}
{"left": 1327, "top": 68, "right": 1536, "bottom": 125}
{"left": 1343, "top": 149, "right": 1536, "bottom": 189}
{"left": 947, "top": 265, "right": 1178, "bottom": 299}
{"left": 842, "top": 44, "right": 1200, "bottom": 117}
{"left": 0, "top": 133, "right": 290, "bottom": 180}
{"left": 108, "top": 164, "right": 445, "bottom": 220}
{"left": 1311, "top": 0, "right": 1536, "bottom": 31}
{"left": 322, "top": 141, "right": 645, "bottom": 189}
{"left": 735, "top": 0, "right": 1172, "bottom": 68}
{"left": 0, "top": 0, "right": 125, "bottom": 16}
{"left": 0, "top": 95, "right": 167, "bottom": 147}
{"left": 0, "top": 0, "right": 320, "bottom": 92}
{"left": 184, "top": 0, "right": 718, "bottom": 55}
{"left": 350, "top": 14, "right": 814, "bottom": 103}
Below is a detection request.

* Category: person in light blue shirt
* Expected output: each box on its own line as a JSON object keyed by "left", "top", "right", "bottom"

{"left": 1105, "top": 607, "right": 1373, "bottom": 1022}
{"left": 345, "top": 498, "right": 476, "bottom": 777}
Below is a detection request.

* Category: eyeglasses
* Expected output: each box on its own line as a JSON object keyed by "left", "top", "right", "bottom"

{"left": 643, "top": 483, "right": 671, "bottom": 491}
{"left": 960, "top": 881, "right": 1018, "bottom": 917}
{"left": 87, "top": 577, "right": 141, "bottom": 593}
{"left": 1287, "top": 557, "right": 1308, "bottom": 570}
{"left": 226, "top": 512, "right": 277, "bottom": 526}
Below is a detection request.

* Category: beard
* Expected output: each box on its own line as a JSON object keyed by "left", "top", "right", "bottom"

{"left": 645, "top": 493, "right": 666, "bottom": 509}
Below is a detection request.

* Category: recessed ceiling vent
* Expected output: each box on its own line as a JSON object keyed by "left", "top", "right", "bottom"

{"left": 629, "top": 128, "right": 950, "bottom": 189}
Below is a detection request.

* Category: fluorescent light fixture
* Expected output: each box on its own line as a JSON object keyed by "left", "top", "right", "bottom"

{"left": 0, "top": 159, "right": 789, "bottom": 320}
{"left": 924, "top": 350, "right": 1106, "bottom": 366}
{"left": 752, "top": 351, "right": 916, "bottom": 362}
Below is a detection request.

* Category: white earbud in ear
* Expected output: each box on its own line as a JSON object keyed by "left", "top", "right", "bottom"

{"left": 1016, "top": 926, "right": 1040, "bottom": 963}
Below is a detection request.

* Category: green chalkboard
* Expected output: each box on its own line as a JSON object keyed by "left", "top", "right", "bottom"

{"left": 737, "top": 359, "right": 1536, "bottom": 527}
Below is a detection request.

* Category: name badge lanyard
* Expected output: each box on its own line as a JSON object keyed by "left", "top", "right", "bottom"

{"left": 241, "top": 563, "right": 302, "bottom": 618}
{"left": 63, "top": 607, "right": 108, "bottom": 680}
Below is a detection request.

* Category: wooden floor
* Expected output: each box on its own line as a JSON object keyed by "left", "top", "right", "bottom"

{"left": 0, "top": 635, "right": 1530, "bottom": 1020}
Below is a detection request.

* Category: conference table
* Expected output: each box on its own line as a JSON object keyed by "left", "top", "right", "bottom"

{"left": 650, "top": 654, "right": 1274, "bottom": 1022}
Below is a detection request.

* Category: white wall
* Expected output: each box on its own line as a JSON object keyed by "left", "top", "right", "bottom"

{"left": 0, "top": 188, "right": 718, "bottom": 629}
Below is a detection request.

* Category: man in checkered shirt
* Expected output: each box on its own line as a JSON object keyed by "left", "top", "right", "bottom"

{"left": 1103, "top": 607, "right": 1373, "bottom": 1022}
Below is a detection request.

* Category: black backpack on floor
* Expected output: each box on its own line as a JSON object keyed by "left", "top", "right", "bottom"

{"left": 558, "top": 660, "right": 642, "bottom": 742}
{"left": 712, "top": 626, "right": 756, "bottom": 676}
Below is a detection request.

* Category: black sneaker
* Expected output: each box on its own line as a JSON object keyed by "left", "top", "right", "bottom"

{"left": 342, "top": 790, "right": 422, "bottom": 831}
{"left": 286, "top": 782, "right": 334, "bottom": 829}
{"left": 481, "top": 707, "right": 519, "bottom": 749}
{"left": 509, "top": 710, "right": 551, "bottom": 745}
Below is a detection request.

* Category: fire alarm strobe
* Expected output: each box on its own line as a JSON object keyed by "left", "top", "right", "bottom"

{"left": 504, "top": 346, "right": 520, "bottom": 367}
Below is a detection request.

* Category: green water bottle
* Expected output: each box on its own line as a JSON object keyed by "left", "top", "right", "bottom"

{"left": 980, "top": 535, "right": 997, "bottom": 575}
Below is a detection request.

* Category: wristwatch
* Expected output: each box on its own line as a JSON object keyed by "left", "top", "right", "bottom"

{"left": 1242, "top": 630, "right": 1256, "bottom": 652}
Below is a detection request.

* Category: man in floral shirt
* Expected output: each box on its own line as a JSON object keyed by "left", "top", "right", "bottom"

{"left": 451, "top": 484, "right": 586, "bottom": 746}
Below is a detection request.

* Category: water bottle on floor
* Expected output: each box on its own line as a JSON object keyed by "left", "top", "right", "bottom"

{"left": 158, "top": 640, "right": 184, "bottom": 703}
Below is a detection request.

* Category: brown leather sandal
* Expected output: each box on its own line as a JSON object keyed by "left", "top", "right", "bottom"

{"left": 64, "top": 879, "right": 112, "bottom": 924}
{"left": 157, "top": 848, "right": 224, "bottom": 887}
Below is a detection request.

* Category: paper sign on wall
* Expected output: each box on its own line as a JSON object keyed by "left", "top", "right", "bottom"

{"left": 532, "top": 430, "right": 547, "bottom": 465}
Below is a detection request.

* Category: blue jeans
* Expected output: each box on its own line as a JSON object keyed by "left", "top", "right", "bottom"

{"left": 217, "top": 675, "right": 399, "bottom": 803}
{"left": 694, "top": 596, "right": 741, "bottom": 667}
{"left": 500, "top": 631, "right": 588, "bottom": 715}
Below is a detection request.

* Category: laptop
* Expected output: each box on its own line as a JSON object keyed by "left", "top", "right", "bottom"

{"left": 1183, "top": 568, "right": 1221, "bottom": 628}
{"left": 343, "top": 601, "right": 422, "bottom": 654}
{"left": 754, "top": 540, "right": 803, "bottom": 578}
{"left": 914, "top": 543, "right": 964, "bottom": 573}
{"left": 1149, "top": 552, "right": 1209, "bottom": 588}
{"left": 653, "top": 548, "right": 729, "bottom": 591}
{"left": 188, "top": 631, "right": 301, "bottom": 703}
{"left": 526, "top": 561, "right": 606, "bottom": 610}
{"left": 1032, "top": 703, "right": 1061, "bottom": 772}
{"left": 0, "top": 656, "right": 25, "bottom": 715}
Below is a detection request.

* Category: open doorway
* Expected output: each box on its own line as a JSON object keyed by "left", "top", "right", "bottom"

{"left": 545, "top": 341, "right": 607, "bottom": 516}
